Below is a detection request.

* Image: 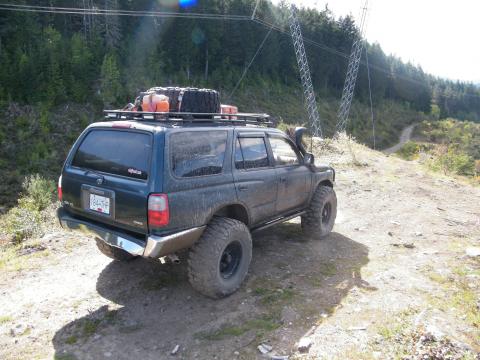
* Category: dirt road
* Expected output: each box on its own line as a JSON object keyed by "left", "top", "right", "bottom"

{"left": 383, "top": 124, "right": 417, "bottom": 154}
{"left": 1, "top": 142, "right": 479, "bottom": 359}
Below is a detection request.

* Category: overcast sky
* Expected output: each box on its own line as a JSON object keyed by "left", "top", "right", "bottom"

{"left": 271, "top": 0, "right": 479, "bottom": 83}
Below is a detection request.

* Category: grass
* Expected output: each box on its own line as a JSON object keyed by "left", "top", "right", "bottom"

{"left": 0, "top": 315, "right": 13, "bottom": 324}
{"left": 318, "top": 262, "right": 337, "bottom": 277}
{"left": 82, "top": 319, "right": 101, "bottom": 337}
{"left": 0, "top": 244, "right": 51, "bottom": 272}
{"left": 141, "top": 272, "right": 180, "bottom": 291}
{"left": 65, "top": 335, "right": 78, "bottom": 345}
{"left": 425, "top": 261, "right": 480, "bottom": 331}
{"left": 197, "top": 315, "right": 281, "bottom": 341}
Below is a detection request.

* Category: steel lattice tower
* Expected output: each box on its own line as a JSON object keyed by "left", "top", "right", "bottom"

{"left": 288, "top": 5, "right": 322, "bottom": 138}
{"left": 336, "top": 0, "right": 369, "bottom": 133}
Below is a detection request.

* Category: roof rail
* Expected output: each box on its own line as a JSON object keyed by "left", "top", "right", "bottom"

{"left": 103, "top": 110, "right": 272, "bottom": 127}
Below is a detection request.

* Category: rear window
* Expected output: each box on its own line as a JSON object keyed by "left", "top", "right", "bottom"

{"left": 71, "top": 129, "right": 152, "bottom": 180}
{"left": 171, "top": 131, "right": 227, "bottom": 178}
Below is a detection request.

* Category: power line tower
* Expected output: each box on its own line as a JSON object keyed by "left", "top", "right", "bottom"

{"left": 288, "top": 4, "right": 322, "bottom": 138}
{"left": 336, "top": 0, "right": 369, "bottom": 133}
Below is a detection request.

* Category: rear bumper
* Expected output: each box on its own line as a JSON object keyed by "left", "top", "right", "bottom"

{"left": 57, "top": 208, "right": 205, "bottom": 258}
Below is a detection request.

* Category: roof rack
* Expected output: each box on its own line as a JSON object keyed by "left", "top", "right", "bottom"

{"left": 103, "top": 110, "right": 273, "bottom": 127}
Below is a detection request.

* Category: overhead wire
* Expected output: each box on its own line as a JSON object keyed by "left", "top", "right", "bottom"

{"left": 0, "top": 3, "right": 251, "bottom": 20}
{"left": 0, "top": 2, "right": 478, "bottom": 99}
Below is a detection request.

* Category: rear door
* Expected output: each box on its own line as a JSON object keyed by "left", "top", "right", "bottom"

{"left": 232, "top": 131, "right": 278, "bottom": 225}
{"left": 62, "top": 128, "right": 156, "bottom": 235}
{"left": 267, "top": 134, "right": 311, "bottom": 213}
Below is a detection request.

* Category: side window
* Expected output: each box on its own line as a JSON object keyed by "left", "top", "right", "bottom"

{"left": 269, "top": 137, "right": 300, "bottom": 166}
{"left": 236, "top": 137, "right": 269, "bottom": 170}
{"left": 171, "top": 131, "right": 227, "bottom": 178}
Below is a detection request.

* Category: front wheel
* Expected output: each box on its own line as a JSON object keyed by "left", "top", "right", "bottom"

{"left": 187, "top": 217, "right": 252, "bottom": 299}
{"left": 301, "top": 185, "right": 337, "bottom": 238}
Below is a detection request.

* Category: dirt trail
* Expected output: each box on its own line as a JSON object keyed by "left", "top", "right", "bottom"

{"left": 1, "top": 143, "right": 479, "bottom": 360}
{"left": 383, "top": 124, "right": 417, "bottom": 154}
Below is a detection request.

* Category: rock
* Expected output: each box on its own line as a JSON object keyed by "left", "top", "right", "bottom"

{"left": 403, "top": 243, "right": 415, "bottom": 249}
{"left": 171, "top": 344, "right": 180, "bottom": 355}
{"left": 348, "top": 325, "right": 367, "bottom": 331}
{"left": 233, "top": 351, "right": 239, "bottom": 356}
{"left": 415, "top": 231, "right": 423, "bottom": 237}
{"left": 466, "top": 247, "right": 480, "bottom": 257}
{"left": 425, "top": 324, "right": 444, "bottom": 341}
{"left": 258, "top": 344, "right": 272, "bottom": 354}
{"left": 388, "top": 231, "right": 393, "bottom": 237}
{"left": 270, "top": 355, "right": 289, "bottom": 360}
{"left": 297, "top": 337, "right": 312, "bottom": 353}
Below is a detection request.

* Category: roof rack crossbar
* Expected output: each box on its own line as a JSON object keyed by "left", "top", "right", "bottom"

{"left": 103, "top": 110, "right": 272, "bottom": 126}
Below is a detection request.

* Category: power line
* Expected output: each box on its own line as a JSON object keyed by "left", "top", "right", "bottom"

{"left": 1, "top": 2, "right": 479, "bottom": 100}
{"left": 0, "top": 3, "right": 251, "bottom": 20}
{"left": 229, "top": 26, "right": 273, "bottom": 100}
{"left": 253, "top": 15, "right": 480, "bottom": 99}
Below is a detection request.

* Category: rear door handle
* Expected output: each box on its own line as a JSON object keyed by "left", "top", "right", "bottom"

{"left": 238, "top": 185, "right": 248, "bottom": 191}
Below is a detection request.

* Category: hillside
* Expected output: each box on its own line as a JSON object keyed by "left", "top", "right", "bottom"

{"left": 2, "top": 0, "right": 480, "bottom": 207}
{"left": 0, "top": 138, "right": 479, "bottom": 359}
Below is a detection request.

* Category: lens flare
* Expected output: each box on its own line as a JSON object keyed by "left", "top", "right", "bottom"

{"left": 179, "top": 0, "right": 198, "bottom": 8}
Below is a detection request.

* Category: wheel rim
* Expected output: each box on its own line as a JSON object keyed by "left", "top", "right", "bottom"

{"left": 322, "top": 202, "right": 332, "bottom": 225}
{"left": 219, "top": 241, "right": 242, "bottom": 279}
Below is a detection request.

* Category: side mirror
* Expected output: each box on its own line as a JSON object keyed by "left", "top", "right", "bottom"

{"left": 304, "top": 152, "right": 314, "bottom": 165}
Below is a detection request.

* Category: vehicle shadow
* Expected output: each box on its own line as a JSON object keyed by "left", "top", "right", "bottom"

{"left": 52, "top": 223, "right": 374, "bottom": 359}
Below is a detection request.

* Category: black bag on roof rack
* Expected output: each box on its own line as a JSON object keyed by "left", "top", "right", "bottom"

{"left": 145, "top": 87, "right": 220, "bottom": 116}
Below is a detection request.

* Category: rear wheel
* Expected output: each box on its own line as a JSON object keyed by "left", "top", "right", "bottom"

{"left": 188, "top": 217, "right": 252, "bottom": 299}
{"left": 301, "top": 185, "right": 337, "bottom": 238}
{"left": 95, "top": 238, "right": 137, "bottom": 261}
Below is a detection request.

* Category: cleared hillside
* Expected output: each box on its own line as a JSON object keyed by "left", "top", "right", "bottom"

{"left": 0, "top": 137, "right": 478, "bottom": 359}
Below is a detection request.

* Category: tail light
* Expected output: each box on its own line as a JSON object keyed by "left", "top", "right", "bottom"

{"left": 58, "top": 175, "right": 63, "bottom": 202}
{"left": 148, "top": 194, "right": 169, "bottom": 228}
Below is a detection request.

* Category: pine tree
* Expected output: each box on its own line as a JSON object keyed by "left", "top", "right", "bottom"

{"left": 100, "top": 52, "right": 122, "bottom": 106}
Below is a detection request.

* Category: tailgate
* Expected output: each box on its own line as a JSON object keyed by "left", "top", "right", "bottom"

{"left": 61, "top": 128, "right": 157, "bottom": 235}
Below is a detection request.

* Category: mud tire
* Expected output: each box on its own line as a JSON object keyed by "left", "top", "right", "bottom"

{"left": 188, "top": 217, "right": 252, "bottom": 299}
{"left": 301, "top": 185, "right": 337, "bottom": 238}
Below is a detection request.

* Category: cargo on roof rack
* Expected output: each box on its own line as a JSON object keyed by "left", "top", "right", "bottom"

{"left": 103, "top": 110, "right": 272, "bottom": 127}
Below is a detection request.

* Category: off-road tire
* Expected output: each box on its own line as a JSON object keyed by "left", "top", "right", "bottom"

{"left": 188, "top": 217, "right": 252, "bottom": 299}
{"left": 146, "top": 87, "right": 220, "bottom": 115}
{"left": 95, "top": 238, "right": 137, "bottom": 261}
{"left": 179, "top": 88, "right": 220, "bottom": 115}
{"left": 301, "top": 185, "right": 337, "bottom": 238}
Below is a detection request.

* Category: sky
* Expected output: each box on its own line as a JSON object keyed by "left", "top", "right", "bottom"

{"left": 272, "top": 0, "right": 480, "bottom": 83}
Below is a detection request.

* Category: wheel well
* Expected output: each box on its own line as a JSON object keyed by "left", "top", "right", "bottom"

{"left": 319, "top": 180, "right": 333, "bottom": 188}
{"left": 213, "top": 204, "right": 249, "bottom": 226}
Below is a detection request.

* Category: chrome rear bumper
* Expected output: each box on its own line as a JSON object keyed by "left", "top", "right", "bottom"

{"left": 57, "top": 208, "right": 205, "bottom": 258}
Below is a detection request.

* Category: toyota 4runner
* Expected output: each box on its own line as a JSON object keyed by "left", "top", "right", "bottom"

{"left": 57, "top": 109, "right": 337, "bottom": 298}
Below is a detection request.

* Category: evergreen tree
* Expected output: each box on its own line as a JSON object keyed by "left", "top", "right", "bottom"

{"left": 100, "top": 52, "right": 122, "bottom": 106}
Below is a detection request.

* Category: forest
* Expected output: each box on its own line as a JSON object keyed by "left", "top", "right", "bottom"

{"left": 0, "top": 0, "right": 479, "bottom": 121}
{"left": 0, "top": 0, "right": 479, "bottom": 206}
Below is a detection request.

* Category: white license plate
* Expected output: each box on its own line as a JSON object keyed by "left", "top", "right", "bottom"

{"left": 89, "top": 194, "right": 110, "bottom": 215}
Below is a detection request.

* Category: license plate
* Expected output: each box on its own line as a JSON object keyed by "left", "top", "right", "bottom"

{"left": 89, "top": 194, "right": 110, "bottom": 215}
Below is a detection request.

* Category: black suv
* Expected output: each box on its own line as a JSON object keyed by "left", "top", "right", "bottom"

{"left": 57, "top": 110, "right": 337, "bottom": 298}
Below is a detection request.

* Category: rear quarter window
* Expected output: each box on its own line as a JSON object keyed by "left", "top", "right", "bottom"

{"left": 171, "top": 131, "right": 228, "bottom": 178}
{"left": 71, "top": 129, "right": 152, "bottom": 180}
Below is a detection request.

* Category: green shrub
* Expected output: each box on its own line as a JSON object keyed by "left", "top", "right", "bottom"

{"left": 397, "top": 141, "right": 420, "bottom": 160}
{"left": 0, "top": 175, "right": 56, "bottom": 244}
{"left": 19, "top": 174, "right": 55, "bottom": 211}
{"left": 432, "top": 145, "right": 476, "bottom": 177}
{"left": 1, "top": 206, "right": 41, "bottom": 244}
